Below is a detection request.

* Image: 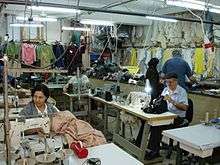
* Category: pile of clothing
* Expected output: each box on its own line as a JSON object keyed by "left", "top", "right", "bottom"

{"left": 51, "top": 111, "right": 106, "bottom": 148}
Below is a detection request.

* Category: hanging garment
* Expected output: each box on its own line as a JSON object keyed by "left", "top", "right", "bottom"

{"left": 206, "top": 50, "right": 215, "bottom": 78}
{"left": 138, "top": 49, "right": 147, "bottom": 74}
{"left": 52, "top": 44, "right": 65, "bottom": 68}
{"left": 194, "top": 48, "right": 206, "bottom": 75}
{"left": 137, "top": 48, "right": 145, "bottom": 65}
{"left": 64, "top": 44, "right": 83, "bottom": 74}
{"left": 161, "top": 48, "right": 173, "bottom": 66}
{"left": 21, "top": 43, "right": 36, "bottom": 65}
{"left": 51, "top": 111, "right": 106, "bottom": 148}
{"left": 182, "top": 48, "right": 194, "bottom": 70}
{"left": 154, "top": 48, "right": 164, "bottom": 71}
{"left": 129, "top": 48, "right": 138, "bottom": 66}
{"left": 36, "top": 44, "right": 55, "bottom": 68}
{"left": 6, "top": 42, "right": 20, "bottom": 59}
{"left": 214, "top": 48, "right": 220, "bottom": 78}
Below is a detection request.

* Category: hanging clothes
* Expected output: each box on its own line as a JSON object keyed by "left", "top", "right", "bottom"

{"left": 21, "top": 43, "right": 36, "bottom": 65}
{"left": 194, "top": 48, "right": 206, "bottom": 75}
{"left": 129, "top": 48, "right": 138, "bottom": 66}
{"left": 36, "top": 44, "right": 55, "bottom": 68}
{"left": 154, "top": 48, "right": 164, "bottom": 71}
{"left": 182, "top": 48, "right": 194, "bottom": 70}
{"left": 64, "top": 44, "right": 83, "bottom": 74}
{"left": 206, "top": 50, "right": 215, "bottom": 78}
{"left": 161, "top": 48, "right": 173, "bottom": 66}
{"left": 6, "top": 41, "right": 20, "bottom": 59}
{"left": 52, "top": 43, "right": 65, "bottom": 68}
{"left": 137, "top": 49, "right": 146, "bottom": 74}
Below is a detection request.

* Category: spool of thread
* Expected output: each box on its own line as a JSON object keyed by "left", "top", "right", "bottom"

{"left": 205, "top": 112, "right": 209, "bottom": 123}
{"left": 70, "top": 142, "right": 88, "bottom": 159}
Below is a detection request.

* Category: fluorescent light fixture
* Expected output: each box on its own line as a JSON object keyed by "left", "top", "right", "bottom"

{"left": 62, "top": 26, "right": 91, "bottom": 31}
{"left": 80, "top": 19, "right": 114, "bottom": 26}
{"left": 10, "top": 23, "right": 44, "bottom": 27}
{"left": 166, "top": 0, "right": 220, "bottom": 14}
{"left": 145, "top": 16, "right": 178, "bottom": 22}
{"left": 16, "top": 16, "right": 57, "bottom": 22}
{"left": 28, "top": 6, "right": 80, "bottom": 13}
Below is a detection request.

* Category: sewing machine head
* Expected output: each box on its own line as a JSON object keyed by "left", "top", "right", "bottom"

{"left": 0, "top": 117, "right": 51, "bottom": 151}
{"left": 21, "top": 117, "right": 50, "bottom": 134}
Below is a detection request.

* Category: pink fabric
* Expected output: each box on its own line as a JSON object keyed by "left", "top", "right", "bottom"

{"left": 21, "top": 43, "right": 36, "bottom": 65}
{"left": 51, "top": 111, "right": 106, "bottom": 148}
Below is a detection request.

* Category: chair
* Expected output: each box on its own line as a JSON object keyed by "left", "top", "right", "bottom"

{"left": 166, "top": 98, "right": 194, "bottom": 158}
{"left": 179, "top": 98, "right": 194, "bottom": 127}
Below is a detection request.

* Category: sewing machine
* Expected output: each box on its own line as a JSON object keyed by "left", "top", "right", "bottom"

{"left": 0, "top": 117, "right": 50, "bottom": 151}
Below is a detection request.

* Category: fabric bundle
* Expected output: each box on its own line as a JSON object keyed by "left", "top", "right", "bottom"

{"left": 51, "top": 111, "right": 106, "bottom": 148}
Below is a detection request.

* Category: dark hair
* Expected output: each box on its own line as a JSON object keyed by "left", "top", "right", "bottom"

{"left": 165, "top": 73, "right": 178, "bottom": 79}
{"left": 148, "top": 58, "right": 159, "bottom": 67}
{"left": 31, "top": 84, "right": 50, "bottom": 101}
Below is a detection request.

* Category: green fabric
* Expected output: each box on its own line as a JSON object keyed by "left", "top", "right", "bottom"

{"left": 36, "top": 45, "right": 55, "bottom": 68}
{"left": 71, "top": 32, "right": 81, "bottom": 45}
{"left": 6, "top": 42, "right": 20, "bottom": 59}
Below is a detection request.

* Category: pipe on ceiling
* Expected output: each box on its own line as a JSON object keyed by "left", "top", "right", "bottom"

{"left": 2, "top": 0, "right": 220, "bottom": 25}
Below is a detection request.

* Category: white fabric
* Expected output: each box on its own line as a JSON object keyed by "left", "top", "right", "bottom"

{"left": 182, "top": 48, "right": 194, "bottom": 70}
{"left": 163, "top": 124, "right": 220, "bottom": 151}
{"left": 127, "top": 91, "right": 151, "bottom": 108}
{"left": 35, "top": 103, "right": 48, "bottom": 116}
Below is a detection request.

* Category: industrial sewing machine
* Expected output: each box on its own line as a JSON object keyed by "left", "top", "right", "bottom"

{"left": 0, "top": 117, "right": 50, "bottom": 151}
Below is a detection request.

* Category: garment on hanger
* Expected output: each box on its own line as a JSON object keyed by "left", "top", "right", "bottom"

{"left": 21, "top": 43, "right": 36, "bottom": 65}
{"left": 36, "top": 44, "right": 55, "bottom": 68}
{"left": 194, "top": 48, "right": 205, "bottom": 75}
{"left": 206, "top": 50, "right": 215, "bottom": 78}
{"left": 64, "top": 44, "right": 83, "bottom": 73}
{"left": 182, "top": 48, "right": 194, "bottom": 70}
{"left": 52, "top": 43, "right": 64, "bottom": 68}
{"left": 154, "top": 48, "right": 164, "bottom": 71}
{"left": 161, "top": 48, "right": 173, "bottom": 66}
{"left": 6, "top": 41, "right": 20, "bottom": 59}
{"left": 137, "top": 49, "right": 146, "bottom": 74}
{"left": 129, "top": 48, "right": 138, "bottom": 66}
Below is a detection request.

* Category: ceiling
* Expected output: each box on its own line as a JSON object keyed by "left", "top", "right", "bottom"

{"left": 1, "top": 0, "right": 220, "bottom": 25}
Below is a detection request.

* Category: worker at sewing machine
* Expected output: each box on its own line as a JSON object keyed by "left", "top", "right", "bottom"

{"left": 19, "top": 84, "right": 59, "bottom": 117}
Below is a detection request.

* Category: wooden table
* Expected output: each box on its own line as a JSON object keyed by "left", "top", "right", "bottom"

{"left": 87, "top": 95, "right": 176, "bottom": 162}
{"left": 111, "top": 102, "right": 176, "bottom": 162}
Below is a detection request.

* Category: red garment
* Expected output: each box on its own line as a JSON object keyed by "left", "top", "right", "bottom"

{"left": 21, "top": 43, "right": 36, "bottom": 65}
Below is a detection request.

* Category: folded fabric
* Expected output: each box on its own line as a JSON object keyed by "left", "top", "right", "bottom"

{"left": 51, "top": 111, "right": 106, "bottom": 148}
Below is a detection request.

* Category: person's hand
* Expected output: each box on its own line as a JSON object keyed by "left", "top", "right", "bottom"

{"left": 164, "top": 94, "right": 172, "bottom": 102}
{"left": 164, "top": 95, "right": 176, "bottom": 105}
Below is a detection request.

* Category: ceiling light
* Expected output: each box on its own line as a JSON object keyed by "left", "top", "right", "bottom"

{"left": 145, "top": 16, "right": 178, "bottom": 22}
{"left": 10, "top": 23, "right": 44, "bottom": 27}
{"left": 28, "top": 6, "right": 81, "bottom": 13}
{"left": 62, "top": 26, "right": 91, "bottom": 31}
{"left": 16, "top": 16, "right": 57, "bottom": 22}
{"left": 166, "top": 0, "right": 220, "bottom": 14}
{"left": 80, "top": 19, "right": 114, "bottom": 26}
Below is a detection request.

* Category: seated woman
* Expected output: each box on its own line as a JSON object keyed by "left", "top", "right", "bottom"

{"left": 19, "top": 84, "right": 59, "bottom": 117}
